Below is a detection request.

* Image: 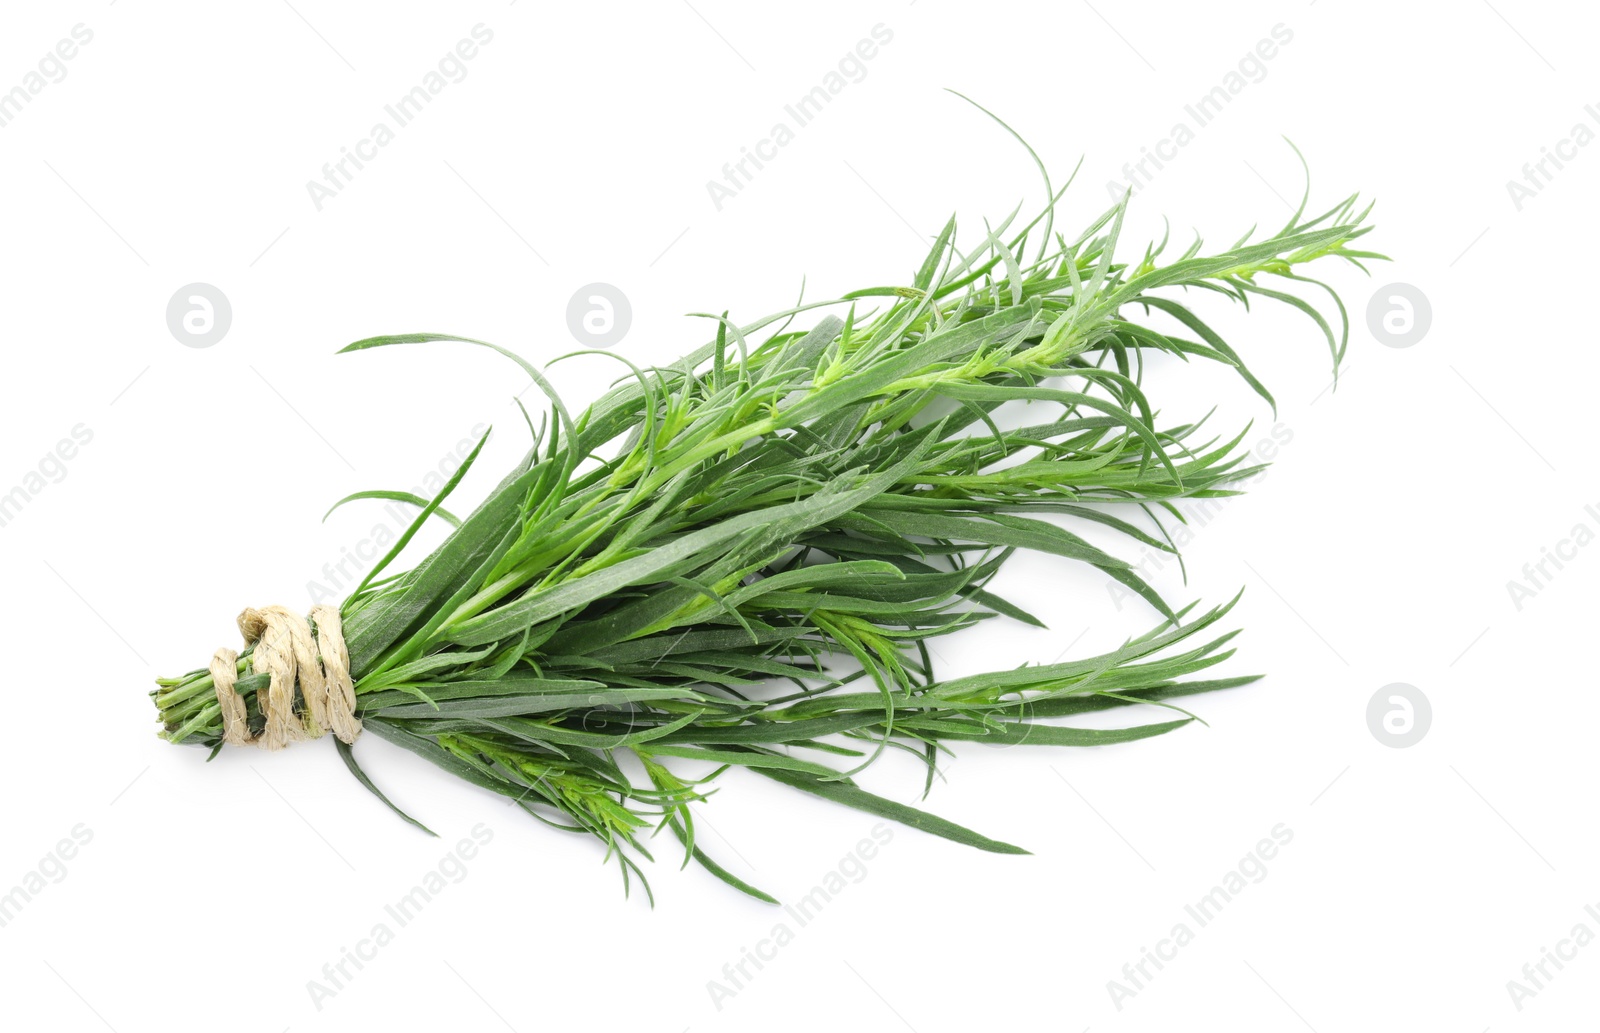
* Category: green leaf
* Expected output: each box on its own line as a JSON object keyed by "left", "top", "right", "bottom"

{"left": 754, "top": 768, "right": 1029, "bottom": 854}
{"left": 335, "top": 737, "right": 437, "bottom": 836}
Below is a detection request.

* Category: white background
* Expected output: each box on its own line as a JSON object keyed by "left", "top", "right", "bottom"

{"left": 0, "top": 1, "right": 1593, "bottom": 1030}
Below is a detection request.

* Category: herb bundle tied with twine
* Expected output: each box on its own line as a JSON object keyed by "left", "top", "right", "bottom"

{"left": 152, "top": 133, "right": 1379, "bottom": 902}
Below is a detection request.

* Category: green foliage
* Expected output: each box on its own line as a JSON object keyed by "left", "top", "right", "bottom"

{"left": 152, "top": 144, "right": 1378, "bottom": 902}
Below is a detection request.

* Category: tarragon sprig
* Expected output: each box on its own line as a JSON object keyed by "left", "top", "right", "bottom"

{"left": 152, "top": 135, "right": 1379, "bottom": 903}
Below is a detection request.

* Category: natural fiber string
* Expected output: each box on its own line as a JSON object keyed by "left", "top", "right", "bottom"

{"left": 209, "top": 604, "right": 360, "bottom": 750}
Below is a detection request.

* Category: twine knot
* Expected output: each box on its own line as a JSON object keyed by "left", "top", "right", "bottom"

{"left": 209, "top": 604, "right": 361, "bottom": 750}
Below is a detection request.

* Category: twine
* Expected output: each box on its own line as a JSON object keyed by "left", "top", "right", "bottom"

{"left": 209, "top": 605, "right": 361, "bottom": 750}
